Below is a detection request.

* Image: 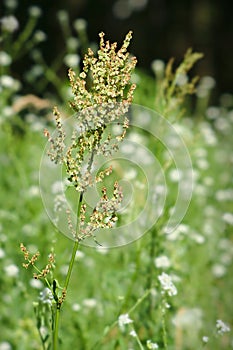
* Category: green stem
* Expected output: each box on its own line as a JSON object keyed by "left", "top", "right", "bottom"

{"left": 161, "top": 301, "right": 168, "bottom": 350}
{"left": 12, "top": 16, "right": 38, "bottom": 59}
{"left": 52, "top": 192, "right": 83, "bottom": 349}
{"left": 134, "top": 330, "right": 145, "bottom": 350}
{"left": 53, "top": 306, "right": 61, "bottom": 350}
{"left": 64, "top": 239, "right": 80, "bottom": 291}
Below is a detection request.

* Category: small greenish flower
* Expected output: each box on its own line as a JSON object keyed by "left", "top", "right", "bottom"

{"left": 73, "top": 18, "right": 87, "bottom": 32}
{"left": 64, "top": 53, "right": 80, "bottom": 68}
{"left": 28, "top": 6, "right": 42, "bottom": 17}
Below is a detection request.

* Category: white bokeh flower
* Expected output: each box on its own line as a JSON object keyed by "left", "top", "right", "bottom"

{"left": 72, "top": 303, "right": 81, "bottom": 312}
{"left": 28, "top": 6, "right": 42, "bottom": 17}
{"left": 154, "top": 255, "right": 171, "bottom": 269}
{"left": 0, "top": 51, "right": 12, "bottom": 66}
{"left": 212, "top": 264, "right": 226, "bottom": 278}
{"left": 1, "top": 15, "right": 19, "bottom": 32}
{"left": 64, "top": 53, "right": 80, "bottom": 68}
{"left": 202, "top": 336, "right": 209, "bottom": 343}
{"left": 151, "top": 59, "right": 165, "bottom": 78}
{"left": 82, "top": 298, "right": 97, "bottom": 308}
{"left": 73, "top": 18, "right": 87, "bottom": 31}
{"left": 0, "top": 248, "right": 5, "bottom": 259}
{"left": 30, "top": 278, "right": 43, "bottom": 289}
{"left": 222, "top": 212, "right": 233, "bottom": 225}
{"left": 0, "top": 342, "right": 12, "bottom": 350}
{"left": 4, "top": 264, "right": 19, "bottom": 277}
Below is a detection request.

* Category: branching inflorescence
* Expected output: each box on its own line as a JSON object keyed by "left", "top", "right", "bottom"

{"left": 44, "top": 31, "right": 137, "bottom": 241}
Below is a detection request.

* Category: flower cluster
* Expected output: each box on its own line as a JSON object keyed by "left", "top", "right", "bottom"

{"left": 69, "top": 31, "right": 137, "bottom": 114}
{"left": 20, "top": 243, "right": 40, "bottom": 268}
{"left": 20, "top": 243, "right": 55, "bottom": 280}
{"left": 158, "top": 272, "right": 177, "bottom": 297}
{"left": 39, "top": 287, "right": 53, "bottom": 305}
{"left": 67, "top": 182, "right": 123, "bottom": 242}
{"left": 44, "top": 32, "right": 136, "bottom": 193}
{"left": 33, "top": 253, "right": 55, "bottom": 280}
{"left": 216, "top": 319, "right": 230, "bottom": 335}
{"left": 118, "top": 313, "right": 133, "bottom": 331}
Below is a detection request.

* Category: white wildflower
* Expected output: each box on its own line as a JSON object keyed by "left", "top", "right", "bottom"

{"left": 147, "top": 339, "right": 159, "bottom": 349}
{"left": 118, "top": 313, "right": 133, "bottom": 331}
{"left": 216, "top": 319, "right": 230, "bottom": 335}
{"left": 158, "top": 272, "right": 177, "bottom": 296}
{"left": 39, "top": 288, "right": 53, "bottom": 305}
{"left": 129, "top": 330, "right": 137, "bottom": 337}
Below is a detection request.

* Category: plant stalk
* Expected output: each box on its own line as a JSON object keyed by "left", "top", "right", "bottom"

{"left": 52, "top": 192, "right": 83, "bottom": 349}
